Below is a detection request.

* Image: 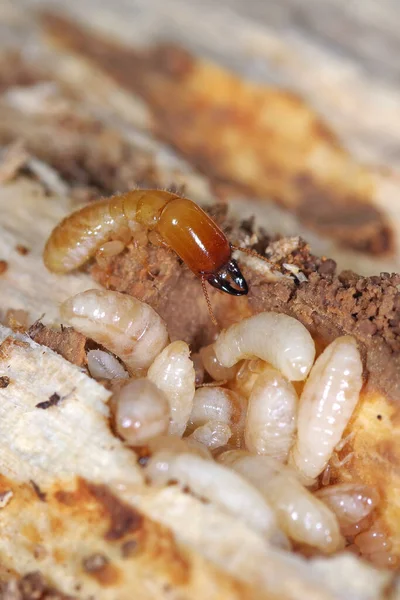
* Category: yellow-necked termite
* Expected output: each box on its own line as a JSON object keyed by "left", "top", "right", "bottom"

{"left": 43, "top": 189, "right": 277, "bottom": 325}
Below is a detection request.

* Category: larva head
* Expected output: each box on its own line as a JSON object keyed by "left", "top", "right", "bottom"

{"left": 206, "top": 258, "right": 248, "bottom": 296}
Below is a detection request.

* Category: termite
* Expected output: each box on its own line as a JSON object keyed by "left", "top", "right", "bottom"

{"left": 43, "top": 189, "right": 272, "bottom": 325}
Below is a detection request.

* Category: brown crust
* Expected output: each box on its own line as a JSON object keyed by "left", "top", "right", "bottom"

{"left": 247, "top": 265, "right": 400, "bottom": 402}
{"left": 0, "top": 376, "right": 10, "bottom": 388}
{"left": 28, "top": 322, "right": 88, "bottom": 367}
{"left": 3, "top": 309, "right": 30, "bottom": 333}
{"left": 40, "top": 12, "right": 393, "bottom": 256}
{"left": 0, "top": 337, "right": 30, "bottom": 359}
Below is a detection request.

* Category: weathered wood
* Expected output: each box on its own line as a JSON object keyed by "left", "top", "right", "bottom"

{"left": 13, "top": 0, "right": 400, "bottom": 170}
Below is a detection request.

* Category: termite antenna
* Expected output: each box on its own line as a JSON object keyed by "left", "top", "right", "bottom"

{"left": 197, "top": 379, "right": 228, "bottom": 388}
{"left": 201, "top": 276, "right": 219, "bottom": 328}
{"left": 231, "top": 244, "right": 281, "bottom": 272}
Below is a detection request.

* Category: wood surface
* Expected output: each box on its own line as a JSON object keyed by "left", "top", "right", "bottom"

{"left": 11, "top": 0, "right": 400, "bottom": 170}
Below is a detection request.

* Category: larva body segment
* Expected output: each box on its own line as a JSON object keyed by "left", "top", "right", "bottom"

{"left": 43, "top": 190, "right": 176, "bottom": 273}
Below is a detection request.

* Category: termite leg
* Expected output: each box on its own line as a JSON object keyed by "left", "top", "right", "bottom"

{"left": 147, "top": 229, "right": 171, "bottom": 249}
{"left": 197, "top": 380, "right": 228, "bottom": 388}
{"left": 335, "top": 431, "right": 355, "bottom": 452}
{"left": 330, "top": 451, "right": 355, "bottom": 468}
{"left": 201, "top": 276, "right": 219, "bottom": 328}
{"left": 321, "top": 463, "right": 331, "bottom": 486}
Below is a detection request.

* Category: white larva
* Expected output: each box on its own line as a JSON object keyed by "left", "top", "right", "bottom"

{"left": 114, "top": 378, "right": 170, "bottom": 446}
{"left": 315, "top": 483, "right": 380, "bottom": 528}
{"left": 87, "top": 349, "right": 129, "bottom": 380}
{"left": 144, "top": 451, "right": 284, "bottom": 544}
{"left": 289, "top": 336, "right": 363, "bottom": 480}
{"left": 199, "top": 344, "right": 238, "bottom": 381}
{"left": 188, "top": 386, "right": 246, "bottom": 448}
{"left": 189, "top": 386, "right": 234, "bottom": 426}
{"left": 245, "top": 366, "right": 298, "bottom": 461}
{"left": 218, "top": 451, "right": 343, "bottom": 553}
{"left": 60, "top": 289, "right": 169, "bottom": 374}
{"left": 214, "top": 312, "right": 315, "bottom": 381}
{"left": 148, "top": 341, "right": 195, "bottom": 437}
{"left": 188, "top": 420, "right": 232, "bottom": 449}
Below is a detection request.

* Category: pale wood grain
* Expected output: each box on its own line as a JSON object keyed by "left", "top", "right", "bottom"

{"left": 11, "top": 0, "right": 400, "bottom": 171}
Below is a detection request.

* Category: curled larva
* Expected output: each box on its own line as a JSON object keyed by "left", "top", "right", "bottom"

{"left": 188, "top": 386, "right": 246, "bottom": 448}
{"left": 218, "top": 451, "right": 343, "bottom": 553}
{"left": 87, "top": 349, "right": 129, "bottom": 380}
{"left": 60, "top": 289, "right": 168, "bottom": 374}
{"left": 188, "top": 420, "right": 232, "bottom": 449}
{"left": 315, "top": 484, "right": 380, "bottom": 528}
{"left": 148, "top": 341, "right": 195, "bottom": 437}
{"left": 144, "top": 451, "right": 284, "bottom": 544}
{"left": 199, "top": 344, "right": 238, "bottom": 381}
{"left": 214, "top": 312, "right": 315, "bottom": 381}
{"left": 289, "top": 336, "right": 363, "bottom": 480}
{"left": 189, "top": 387, "right": 239, "bottom": 424}
{"left": 245, "top": 366, "right": 298, "bottom": 461}
{"left": 114, "top": 378, "right": 170, "bottom": 446}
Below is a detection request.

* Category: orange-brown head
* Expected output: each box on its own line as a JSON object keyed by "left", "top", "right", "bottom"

{"left": 156, "top": 198, "right": 248, "bottom": 296}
